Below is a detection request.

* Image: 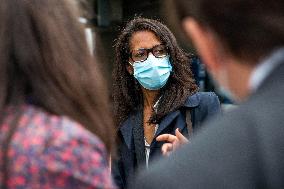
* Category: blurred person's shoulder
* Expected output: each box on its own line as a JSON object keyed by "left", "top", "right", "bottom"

{"left": 9, "top": 104, "right": 107, "bottom": 155}
{"left": 7, "top": 104, "right": 114, "bottom": 188}
{"left": 30, "top": 105, "right": 105, "bottom": 149}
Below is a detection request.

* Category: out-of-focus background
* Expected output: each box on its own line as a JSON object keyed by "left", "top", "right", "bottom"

{"left": 76, "top": 0, "right": 234, "bottom": 106}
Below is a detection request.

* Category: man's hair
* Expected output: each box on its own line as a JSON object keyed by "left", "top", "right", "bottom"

{"left": 176, "top": 0, "right": 284, "bottom": 63}
{"left": 112, "top": 17, "right": 198, "bottom": 126}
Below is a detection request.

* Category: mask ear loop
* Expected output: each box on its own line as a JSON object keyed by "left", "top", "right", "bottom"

{"left": 127, "top": 61, "right": 135, "bottom": 75}
{"left": 127, "top": 59, "right": 140, "bottom": 89}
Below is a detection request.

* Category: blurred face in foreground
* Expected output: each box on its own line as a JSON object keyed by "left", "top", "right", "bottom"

{"left": 182, "top": 18, "right": 255, "bottom": 102}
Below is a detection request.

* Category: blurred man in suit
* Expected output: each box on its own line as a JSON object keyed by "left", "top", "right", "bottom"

{"left": 131, "top": 0, "right": 284, "bottom": 188}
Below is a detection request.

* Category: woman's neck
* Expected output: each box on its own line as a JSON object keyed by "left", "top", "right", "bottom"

{"left": 141, "top": 87, "right": 159, "bottom": 108}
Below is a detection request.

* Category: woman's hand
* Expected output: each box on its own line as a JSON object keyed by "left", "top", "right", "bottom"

{"left": 156, "top": 128, "right": 189, "bottom": 156}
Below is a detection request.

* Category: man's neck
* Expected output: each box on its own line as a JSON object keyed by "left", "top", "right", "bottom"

{"left": 227, "top": 60, "right": 255, "bottom": 102}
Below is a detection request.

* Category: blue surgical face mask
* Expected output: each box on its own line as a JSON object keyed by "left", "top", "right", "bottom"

{"left": 131, "top": 54, "right": 172, "bottom": 90}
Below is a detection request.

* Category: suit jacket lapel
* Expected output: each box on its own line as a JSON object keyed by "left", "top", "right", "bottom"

{"left": 119, "top": 110, "right": 146, "bottom": 169}
{"left": 120, "top": 115, "right": 135, "bottom": 150}
{"left": 132, "top": 110, "right": 146, "bottom": 169}
{"left": 154, "top": 93, "right": 201, "bottom": 137}
{"left": 154, "top": 111, "right": 181, "bottom": 137}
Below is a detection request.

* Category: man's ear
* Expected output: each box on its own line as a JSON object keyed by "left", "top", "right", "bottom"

{"left": 182, "top": 18, "right": 222, "bottom": 72}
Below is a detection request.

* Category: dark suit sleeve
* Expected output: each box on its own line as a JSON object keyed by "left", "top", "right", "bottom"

{"left": 130, "top": 111, "right": 261, "bottom": 189}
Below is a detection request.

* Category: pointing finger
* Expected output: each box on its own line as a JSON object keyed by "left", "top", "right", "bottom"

{"left": 156, "top": 134, "right": 177, "bottom": 143}
{"left": 175, "top": 128, "right": 189, "bottom": 144}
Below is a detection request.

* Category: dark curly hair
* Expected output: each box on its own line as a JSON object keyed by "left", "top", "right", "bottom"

{"left": 112, "top": 17, "right": 198, "bottom": 127}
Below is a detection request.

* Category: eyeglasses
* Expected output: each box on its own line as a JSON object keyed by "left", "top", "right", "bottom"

{"left": 129, "top": 44, "right": 168, "bottom": 62}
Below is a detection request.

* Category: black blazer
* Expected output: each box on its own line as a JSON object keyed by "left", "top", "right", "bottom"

{"left": 112, "top": 92, "right": 221, "bottom": 188}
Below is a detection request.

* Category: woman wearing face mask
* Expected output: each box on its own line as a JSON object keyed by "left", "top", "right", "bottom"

{"left": 112, "top": 17, "right": 221, "bottom": 189}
